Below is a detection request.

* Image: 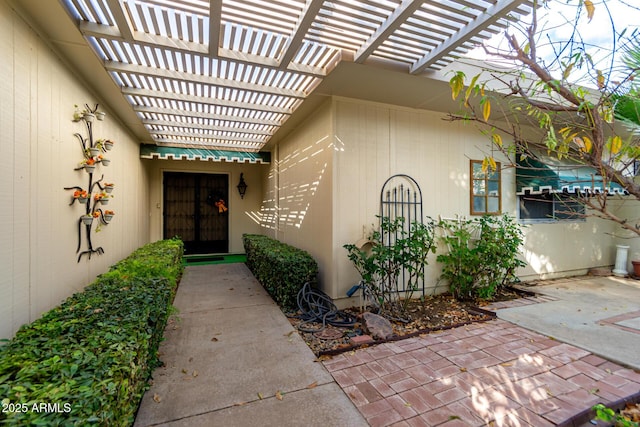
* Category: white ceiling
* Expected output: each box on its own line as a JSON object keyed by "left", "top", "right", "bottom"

{"left": 12, "top": 0, "right": 533, "bottom": 151}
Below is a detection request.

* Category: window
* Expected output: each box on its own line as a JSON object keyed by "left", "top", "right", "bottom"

{"left": 470, "top": 160, "right": 501, "bottom": 215}
{"left": 518, "top": 193, "right": 586, "bottom": 222}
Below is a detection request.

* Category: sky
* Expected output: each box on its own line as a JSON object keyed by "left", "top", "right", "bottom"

{"left": 466, "top": 0, "right": 640, "bottom": 89}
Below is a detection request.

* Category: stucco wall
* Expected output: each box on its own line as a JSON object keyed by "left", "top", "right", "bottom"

{"left": 332, "top": 97, "right": 513, "bottom": 299}
{"left": 332, "top": 98, "right": 620, "bottom": 294}
{"left": 0, "top": 2, "right": 150, "bottom": 339}
{"left": 613, "top": 191, "right": 640, "bottom": 273}
{"left": 264, "top": 97, "right": 619, "bottom": 303}
{"left": 520, "top": 221, "right": 617, "bottom": 279}
{"left": 262, "top": 100, "right": 335, "bottom": 290}
{"left": 333, "top": 97, "right": 624, "bottom": 295}
{"left": 146, "top": 159, "right": 269, "bottom": 253}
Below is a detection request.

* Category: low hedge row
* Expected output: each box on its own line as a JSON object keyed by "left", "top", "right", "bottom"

{"left": 0, "top": 238, "right": 184, "bottom": 426}
{"left": 243, "top": 234, "right": 318, "bottom": 309}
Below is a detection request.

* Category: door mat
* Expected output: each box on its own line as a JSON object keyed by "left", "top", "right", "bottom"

{"left": 183, "top": 254, "right": 246, "bottom": 265}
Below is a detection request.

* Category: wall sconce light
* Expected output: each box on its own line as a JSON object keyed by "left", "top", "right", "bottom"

{"left": 237, "top": 173, "right": 248, "bottom": 199}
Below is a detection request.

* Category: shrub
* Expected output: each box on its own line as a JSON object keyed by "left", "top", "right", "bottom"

{"left": 437, "top": 215, "right": 526, "bottom": 300}
{"left": 0, "top": 238, "right": 184, "bottom": 426}
{"left": 344, "top": 216, "right": 437, "bottom": 317}
{"left": 593, "top": 403, "right": 640, "bottom": 427}
{"left": 243, "top": 234, "right": 318, "bottom": 309}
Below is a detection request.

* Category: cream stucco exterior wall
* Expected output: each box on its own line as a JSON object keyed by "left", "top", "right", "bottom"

{"left": 332, "top": 97, "right": 521, "bottom": 298}
{"left": 613, "top": 187, "right": 640, "bottom": 273}
{"left": 261, "top": 100, "right": 335, "bottom": 290}
{"left": 267, "top": 97, "right": 623, "bottom": 303}
{"left": 0, "top": 2, "right": 151, "bottom": 340}
{"left": 3, "top": 0, "right": 634, "bottom": 339}
{"left": 145, "top": 159, "right": 269, "bottom": 253}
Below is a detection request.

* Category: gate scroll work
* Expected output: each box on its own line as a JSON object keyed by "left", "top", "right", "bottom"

{"left": 379, "top": 174, "right": 426, "bottom": 298}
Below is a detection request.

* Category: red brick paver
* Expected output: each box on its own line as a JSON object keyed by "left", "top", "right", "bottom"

{"left": 323, "top": 319, "right": 640, "bottom": 426}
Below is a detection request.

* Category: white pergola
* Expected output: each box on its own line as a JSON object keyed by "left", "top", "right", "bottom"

{"left": 55, "top": 0, "right": 533, "bottom": 151}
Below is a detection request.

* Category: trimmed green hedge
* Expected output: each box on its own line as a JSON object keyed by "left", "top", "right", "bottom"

{"left": 243, "top": 234, "right": 318, "bottom": 309}
{"left": 0, "top": 238, "right": 184, "bottom": 426}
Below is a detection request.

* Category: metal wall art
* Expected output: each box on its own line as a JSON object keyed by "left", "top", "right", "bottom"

{"left": 64, "top": 104, "right": 115, "bottom": 262}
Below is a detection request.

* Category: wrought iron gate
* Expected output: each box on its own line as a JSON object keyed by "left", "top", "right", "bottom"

{"left": 379, "top": 174, "right": 425, "bottom": 297}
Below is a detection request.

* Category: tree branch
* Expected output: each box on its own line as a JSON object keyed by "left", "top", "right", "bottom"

{"left": 582, "top": 196, "right": 640, "bottom": 236}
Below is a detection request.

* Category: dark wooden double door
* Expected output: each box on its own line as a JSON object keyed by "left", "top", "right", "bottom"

{"left": 163, "top": 172, "right": 229, "bottom": 254}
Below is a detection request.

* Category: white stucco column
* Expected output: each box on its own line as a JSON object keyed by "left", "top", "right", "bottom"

{"left": 613, "top": 245, "right": 630, "bottom": 277}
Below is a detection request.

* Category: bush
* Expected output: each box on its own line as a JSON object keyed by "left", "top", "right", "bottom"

{"left": 243, "top": 234, "right": 318, "bottom": 309}
{"left": 344, "top": 216, "right": 437, "bottom": 317}
{"left": 0, "top": 238, "right": 184, "bottom": 426}
{"left": 437, "top": 215, "right": 526, "bottom": 300}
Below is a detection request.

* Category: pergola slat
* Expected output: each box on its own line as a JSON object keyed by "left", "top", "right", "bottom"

{"left": 143, "top": 119, "right": 275, "bottom": 135}
{"left": 105, "top": 61, "right": 307, "bottom": 98}
{"left": 62, "top": 0, "right": 531, "bottom": 150}
{"left": 133, "top": 105, "right": 284, "bottom": 126}
{"left": 410, "top": 0, "right": 531, "bottom": 74}
{"left": 122, "top": 87, "right": 295, "bottom": 114}
{"left": 278, "top": 0, "right": 325, "bottom": 67}
{"left": 355, "top": 0, "right": 424, "bottom": 64}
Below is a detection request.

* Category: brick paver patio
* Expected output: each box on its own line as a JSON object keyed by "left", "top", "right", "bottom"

{"left": 323, "top": 319, "right": 640, "bottom": 426}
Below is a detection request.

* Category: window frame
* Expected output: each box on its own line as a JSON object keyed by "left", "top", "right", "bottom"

{"left": 470, "top": 160, "right": 502, "bottom": 216}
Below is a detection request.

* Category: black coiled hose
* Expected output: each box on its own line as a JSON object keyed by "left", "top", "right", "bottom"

{"left": 296, "top": 282, "right": 358, "bottom": 333}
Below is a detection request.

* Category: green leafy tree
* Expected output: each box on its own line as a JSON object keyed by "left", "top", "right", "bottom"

{"left": 615, "top": 44, "right": 640, "bottom": 125}
{"left": 447, "top": 0, "right": 640, "bottom": 236}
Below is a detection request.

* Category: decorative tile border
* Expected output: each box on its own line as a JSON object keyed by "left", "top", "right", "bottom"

{"left": 482, "top": 293, "right": 558, "bottom": 311}
{"left": 599, "top": 310, "right": 640, "bottom": 335}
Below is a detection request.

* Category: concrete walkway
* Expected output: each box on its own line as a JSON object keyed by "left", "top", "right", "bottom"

{"left": 134, "top": 263, "right": 367, "bottom": 426}
{"left": 495, "top": 275, "right": 640, "bottom": 370}
{"left": 135, "top": 265, "right": 640, "bottom": 426}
